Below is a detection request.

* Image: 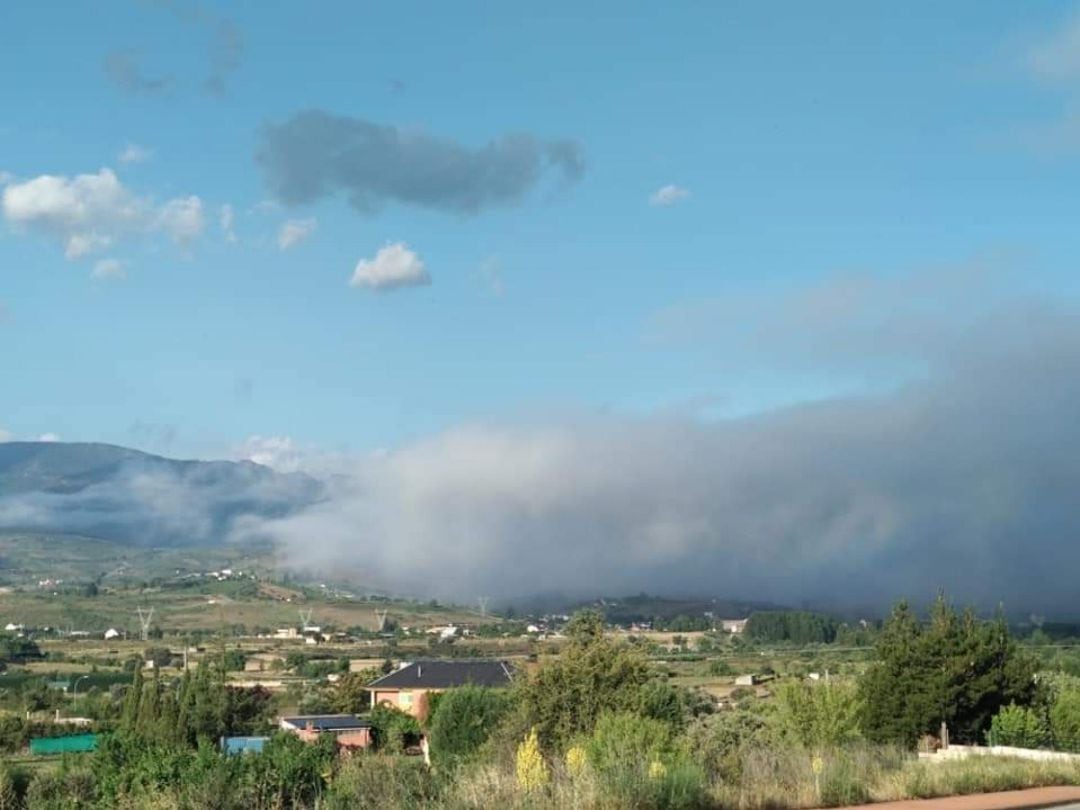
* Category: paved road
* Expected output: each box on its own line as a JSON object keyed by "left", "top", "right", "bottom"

{"left": 839, "top": 787, "right": 1080, "bottom": 810}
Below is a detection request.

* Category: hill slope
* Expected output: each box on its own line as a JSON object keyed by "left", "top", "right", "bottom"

{"left": 0, "top": 442, "right": 322, "bottom": 547}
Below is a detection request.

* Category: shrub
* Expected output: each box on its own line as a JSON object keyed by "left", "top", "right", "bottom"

{"left": 988, "top": 703, "right": 1048, "bottom": 748}
{"left": 515, "top": 728, "right": 549, "bottom": 792}
{"left": 771, "top": 681, "right": 862, "bottom": 748}
{"left": 1051, "top": 687, "right": 1080, "bottom": 752}
{"left": 323, "top": 754, "right": 436, "bottom": 808}
{"left": 427, "top": 685, "right": 511, "bottom": 768}
{"left": 369, "top": 704, "right": 421, "bottom": 753}
{"left": 581, "top": 713, "right": 709, "bottom": 810}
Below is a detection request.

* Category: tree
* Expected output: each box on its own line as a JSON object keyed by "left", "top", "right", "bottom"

{"left": 518, "top": 610, "right": 675, "bottom": 749}
{"left": 330, "top": 669, "right": 378, "bottom": 713}
{"left": 745, "top": 611, "right": 838, "bottom": 644}
{"left": 427, "top": 685, "right": 512, "bottom": 767}
{"left": 859, "top": 595, "right": 1038, "bottom": 747}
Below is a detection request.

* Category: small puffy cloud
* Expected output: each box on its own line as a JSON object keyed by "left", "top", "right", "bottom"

{"left": 118, "top": 143, "right": 152, "bottom": 164}
{"left": 219, "top": 204, "right": 237, "bottom": 242}
{"left": 66, "top": 233, "right": 114, "bottom": 260}
{"left": 277, "top": 217, "right": 316, "bottom": 250}
{"left": 37, "top": 433, "right": 60, "bottom": 443}
{"left": 155, "top": 195, "right": 205, "bottom": 245}
{"left": 1030, "top": 13, "right": 1080, "bottom": 80}
{"left": 91, "top": 258, "right": 126, "bottom": 281}
{"left": 258, "top": 110, "right": 585, "bottom": 216}
{"left": 2, "top": 169, "right": 140, "bottom": 258}
{"left": 649, "top": 184, "right": 690, "bottom": 207}
{"left": 1, "top": 168, "right": 205, "bottom": 261}
{"left": 350, "top": 242, "right": 430, "bottom": 292}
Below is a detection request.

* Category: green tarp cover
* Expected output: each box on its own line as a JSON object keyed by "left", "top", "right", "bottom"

{"left": 29, "top": 734, "right": 98, "bottom": 755}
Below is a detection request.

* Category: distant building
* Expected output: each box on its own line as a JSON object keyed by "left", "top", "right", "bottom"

{"left": 279, "top": 714, "right": 372, "bottom": 750}
{"left": 368, "top": 660, "right": 514, "bottom": 720}
{"left": 734, "top": 674, "right": 757, "bottom": 687}
{"left": 220, "top": 736, "right": 269, "bottom": 755}
{"left": 104, "top": 628, "right": 121, "bottom": 640}
{"left": 720, "top": 619, "right": 748, "bottom": 634}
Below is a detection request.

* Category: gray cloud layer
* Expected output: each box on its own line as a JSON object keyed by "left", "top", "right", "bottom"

{"left": 234, "top": 295, "right": 1080, "bottom": 615}
{"left": 257, "top": 110, "right": 585, "bottom": 215}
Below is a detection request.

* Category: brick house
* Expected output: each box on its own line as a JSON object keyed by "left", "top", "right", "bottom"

{"left": 368, "top": 660, "right": 514, "bottom": 720}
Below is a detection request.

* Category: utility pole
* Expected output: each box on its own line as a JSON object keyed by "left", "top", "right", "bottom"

{"left": 136, "top": 607, "right": 154, "bottom": 642}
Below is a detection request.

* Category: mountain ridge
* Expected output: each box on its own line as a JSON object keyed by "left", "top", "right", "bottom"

{"left": 0, "top": 441, "right": 322, "bottom": 548}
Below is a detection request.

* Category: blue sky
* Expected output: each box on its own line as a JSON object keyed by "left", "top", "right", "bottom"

{"left": 3, "top": 1, "right": 1080, "bottom": 459}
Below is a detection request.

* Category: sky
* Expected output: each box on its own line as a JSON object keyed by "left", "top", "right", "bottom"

{"left": 4, "top": 2, "right": 1080, "bottom": 608}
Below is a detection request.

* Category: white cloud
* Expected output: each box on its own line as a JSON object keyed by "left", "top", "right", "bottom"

{"left": 155, "top": 195, "right": 205, "bottom": 245}
{"left": 0, "top": 428, "right": 11, "bottom": 443}
{"left": 218, "top": 204, "right": 237, "bottom": 242}
{"left": 277, "top": 217, "right": 316, "bottom": 250}
{"left": 1, "top": 168, "right": 206, "bottom": 261}
{"left": 118, "top": 143, "right": 152, "bottom": 164}
{"left": 350, "top": 242, "right": 430, "bottom": 291}
{"left": 65, "top": 232, "right": 114, "bottom": 260}
{"left": 234, "top": 435, "right": 304, "bottom": 472}
{"left": 649, "top": 184, "right": 690, "bottom": 207}
{"left": 37, "top": 433, "right": 60, "bottom": 443}
{"left": 91, "top": 258, "right": 126, "bottom": 281}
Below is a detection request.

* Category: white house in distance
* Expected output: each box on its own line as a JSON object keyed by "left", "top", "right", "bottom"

{"left": 720, "top": 619, "right": 748, "bottom": 634}
{"left": 104, "top": 628, "right": 121, "bottom": 640}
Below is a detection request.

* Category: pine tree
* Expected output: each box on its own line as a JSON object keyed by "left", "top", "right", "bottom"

{"left": 859, "top": 594, "right": 1037, "bottom": 747}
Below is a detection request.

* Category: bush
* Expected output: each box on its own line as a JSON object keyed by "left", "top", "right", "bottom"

{"left": 685, "top": 708, "right": 769, "bottom": 782}
{"left": 518, "top": 611, "right": 690, "bottom": 750}
{"left": 323, "top": 754, "right": 436, "bottom": 808}
{"left": 988, "top": 703, "right": 1048, "bottom": 748}
{"left": 369, "top": 704, "right": 421, "bottom": 753}
{"left": 1050, "top": 686, "right": 1080, "bottom": 752}
{"left": 771, "top": 681, "right": 862, "bottom": 748}
{"left": 427, "top": 685, "right": 512, "bottom": 768}
{"left": 580, "top": 713, "right": 709, "bottom": 809}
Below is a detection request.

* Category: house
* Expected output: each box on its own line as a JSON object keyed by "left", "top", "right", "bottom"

{"left": 720, "top": 619, "right": 748, "bottom": 634}
{"left": 279, "top": 714, "right": 373, "bottom": 750}
{"left": 734, "top": 674, "right": 757, "bottom": 687}
{"left": 368, "top": 660, "right": 514, "bottom": 719}
{"left": 104, "top": 628, "right": 121, "bottom": 640}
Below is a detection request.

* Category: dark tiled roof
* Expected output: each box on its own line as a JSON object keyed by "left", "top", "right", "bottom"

{"left": 283, "top": 714, "right": 371, "bottom": 731}
{"left": 368, "top": 660, "right": 513, "bottom": 690}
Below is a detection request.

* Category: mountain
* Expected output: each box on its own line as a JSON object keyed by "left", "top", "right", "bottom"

{"left": 0, "top": 442, "right": 322, "bottom": 547}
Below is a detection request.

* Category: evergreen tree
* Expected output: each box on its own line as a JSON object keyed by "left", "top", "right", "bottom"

{"left": 119, "top": 666, "right": 144, "bottom": 733}
{"left": 859, "top": 594, "right": 1037, "bottom": 747}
